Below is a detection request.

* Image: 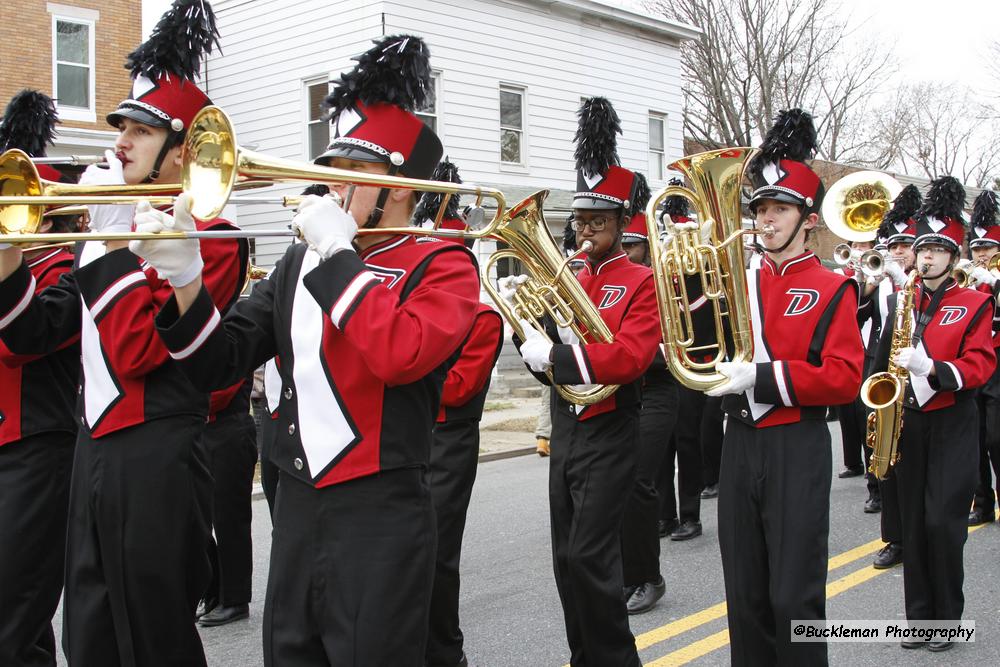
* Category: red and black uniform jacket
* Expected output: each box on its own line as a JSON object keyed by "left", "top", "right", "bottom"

{"left": 872, "top": 279, "right": 995, "bottom": 412}
{"left": 436, "top": 303, "right": 504, "bottom": 423}
{"left": 0, "top": 218, "right": 247, "bottom": 438}
{"left": 0, "top": 248, "right": 79, "bottom": 445}
{"left": 724, "top": 252, "right": 864, "bottom": 428}
{"left": 519, "top": 251, "right": 660, "bottom": 420}
{"left": 155, "top": 235, "right": 480, "bottom": 489}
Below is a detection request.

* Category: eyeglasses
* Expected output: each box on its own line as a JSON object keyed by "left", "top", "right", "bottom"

{"left": 571, "top": 216, "right": 610, "bottom": 232}
{"left": 920, "top": 245, "right": 953, "bottom": 255}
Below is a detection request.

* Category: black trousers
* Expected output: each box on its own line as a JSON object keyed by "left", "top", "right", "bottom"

{"left": 879, "top": 473, "right": 902, "bottom": 544}
{"left": 62, "top": 416, "right": 213, "bottom": 667}
{"left": 657, "top": 385, "right": 704, "bottom": 524}
{"left": 426, "top": 418, "right": 480, "bottom": 667}
{"left": 718, "top": 419, "right": 831, "bottom": 667}
{"left": 896, "top": 401, "right": 978, "bottom": 621}
{"left": 973, "top": 392, "right": 1000, "bottom": 514}
{"left": 621, "top": 381, "right": 677, "bottom": 586}
{"left": 701, "top": 395, "right": 724, "bottom": 487}
{"left": 840, "top": 399, "right": 880, "bottom": 497}
{"left": 260, "top": 414, "right": 279, "bottom": 517}
{"left": 550, "top": 407, "right": 640, "bottom": 667}
{"left": 263, "top": 467, "right": 435, "bottom": 667}
{"left": 0, "top": 431, "right": 75, "bottom": 667}
{"left": 203, "top": 411, "right": 257, "bottom": 606}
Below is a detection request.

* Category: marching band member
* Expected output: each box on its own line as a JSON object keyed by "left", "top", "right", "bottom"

{"left": 870, "top": 176, "right": 995, "bottom": 651}
{"left": 0, "top": 3, "right": 247, "bottom": 664}
{"left": 618, "top": 175, "right": 679, "bottom": 615}
{"left": 0, "top": 90, "right": 80, "bottom": 667}
{"left": 655, "top": 183, "right": 709, "bottom": 542}
{"left": 417, "top": 160, "right": 505, "bottom": 667}
{"left": 139, "top": 35, "right": 480, "bottom": 666}
{"left": 967, "top": 190, "right": 1000, "bottom": 526}
{"left": 706, "top": 109, "right": 864, "bottom": 666}
{"left": 861, "top": 188, "right": 921, "bottom": 567}
{"left": 503, "top": 97, "right": 660, "bottom": 666}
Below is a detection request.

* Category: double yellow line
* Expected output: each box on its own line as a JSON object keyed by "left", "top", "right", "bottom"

{"left": 636, "top": 520, "right": 995, "bottom": 666}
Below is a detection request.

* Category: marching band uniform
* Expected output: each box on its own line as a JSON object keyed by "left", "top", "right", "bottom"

{"left": 870, "top": 186, "right": 995, "bottom": 645}
{"left": 0, "top": 90, "right": 80, "bottom": 667}
{"left": 427, "top": 300, "right": 503, "bottom": 666}
{"left": 0, "top": 5, "right": 248, "bottom": 663}
{"left": 619, "top": 185, "right": 680, "bottom": 615}
{"left": 509, "top": 98, "right": 660, "bottom": 667}
{"left": 968, "top": 191, "right": 1000, "bottom": 525}
{"left": 145, "top": 35, "right": 480, "bottom": 666}
{"left": 417, "top": 162, "right": 506, "bottom": 667}
{"left": 710, "top": 110, "right": 864, "bottom": 666}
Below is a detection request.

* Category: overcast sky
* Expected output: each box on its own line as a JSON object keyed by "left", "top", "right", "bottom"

{"left": 143, "top": 0, "right": 997, "bottom": 90}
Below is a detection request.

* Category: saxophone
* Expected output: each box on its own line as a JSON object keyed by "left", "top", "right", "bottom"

{"left": 860, "top": 269, "right": 919, "bottom": 479}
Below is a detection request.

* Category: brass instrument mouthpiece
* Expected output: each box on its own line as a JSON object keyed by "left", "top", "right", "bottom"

{"left": 579, "top": 240, "right": 594, "bottom": 253}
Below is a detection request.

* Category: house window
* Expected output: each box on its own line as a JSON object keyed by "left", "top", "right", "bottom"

{"left": 500, "top": 85, "right": 525, "bottom": 165}
{"left": 53, "top": 17, "right": 95, "bottom": 117}
{"left": 306, "top": 79, "right": 330, "bottom": 160}
{"left": 648, "top": 113, "right": 666, "bottom": 180}
{"left": 415, "top": 72, "right": 440, "bottom": 132}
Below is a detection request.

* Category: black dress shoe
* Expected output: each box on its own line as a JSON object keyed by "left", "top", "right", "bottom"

{"left": 873, "top": 543, "right": 903, "bottom": 569}
{"left": 626, "top": 578, "right": 665, "bottom": 615}
{"left": 658, "top": 518, "right": 679, "bottom": 538}
{"left": 928, "top": 640, "right": 954, "bottom": 652}
{"left": 968, "top": 510, "right": 995, "bottom": 526}
{"left": 670, "top": 521, "right": 703, "bottom": 541}
{"left": 900, "top": 639, "right": 926, "bottom": 649}
{"left": 864, "top": 494, "right": 882, "bottom": 514}
{"left": 838, "top": 465, "right": 865, "bottom": 479}
{"left": 198, "top": 603, "right": 249, "bottom": 627}
{"left": 195, "top": 597, "right": 218, "bottom": 620}
{"left": 700, "top": 484, "right": 719, "bottom": 499}
{"left": 623, "top": 585, "right": 637, "bottom": 602}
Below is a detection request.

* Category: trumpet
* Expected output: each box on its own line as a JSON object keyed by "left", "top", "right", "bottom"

{"left": 0, "top": 106, "right": 507, "bottom": 245}
{"left": 833, "top": 243, "right": 884, "bottom": 278}
{"left": 953, "top": 255, "right": 1000, "bottom": 287}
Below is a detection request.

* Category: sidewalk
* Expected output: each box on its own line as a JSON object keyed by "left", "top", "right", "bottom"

{"left": 250, "top": 394, "right": 545, "bottom": 499}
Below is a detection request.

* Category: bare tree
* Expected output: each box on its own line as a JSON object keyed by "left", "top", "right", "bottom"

{"left": 888, "top": 83, "right": 1000, "bottom": 188}
{"left": 649, "top": 0, "right": 894, "bottom": 164}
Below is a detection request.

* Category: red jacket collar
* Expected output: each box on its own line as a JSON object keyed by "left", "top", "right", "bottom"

{"left": 762, "top": 251, "right": 818, "bottom": 276}
{"left": 359, "top": 234, "right": 411, "bottom": 260}
{"left": 584, "top": 251, "right": 628, "bottom": 276}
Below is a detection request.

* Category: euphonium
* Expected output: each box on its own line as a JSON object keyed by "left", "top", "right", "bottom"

{"left": 861, "top": 269, "right": 918, "bottom": 479}
{"left": 482, "top": 191, "right": 617, "bottom": 405}
{"left": 645, "top": 148, "right": 764, "bottom": 391}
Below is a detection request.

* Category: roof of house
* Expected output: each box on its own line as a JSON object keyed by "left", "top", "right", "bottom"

{"left": 523, "top": 0, "right": 702, "bottom": 41}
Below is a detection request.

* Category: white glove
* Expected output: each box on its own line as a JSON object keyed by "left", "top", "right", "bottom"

{"left": 557, "top": 325, "right": 579, "bottom": 345}
{"left": 80, "top": 150, "right": 135, "bottom": 234}
{"left": 705, "top": 361, "right": 757, "bottom": 397}
{"left": 895, "top": 346, "right": 933, "bottom": 377}
{"left": 497, "top": 274, "right": 529, "bottom": 309}
{"left": 129, "top": 194, "right": 203, "bottom": 287}
{"left": 518, "top": 324, "right": 553, "bottom": 373}
{"left": 972, "top": 266, "right": 997, "bottom": 288}
{"left": 291, "top": 194, "right": 357, "bottom": 259}
{"left": 883, "top": 259, "right": 908, "bottom": 288}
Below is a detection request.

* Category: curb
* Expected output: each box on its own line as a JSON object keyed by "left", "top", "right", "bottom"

{"left": 250, "top": 445, "right": 539, "bottom": 500}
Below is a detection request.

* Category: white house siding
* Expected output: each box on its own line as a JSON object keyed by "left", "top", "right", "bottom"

{"left": 203, "top": 0, "right": 690, "bottom": 268}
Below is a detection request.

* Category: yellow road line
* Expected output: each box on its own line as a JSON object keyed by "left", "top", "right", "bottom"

{"left": 645, "top": 519, "right": 995, "bottom": 666}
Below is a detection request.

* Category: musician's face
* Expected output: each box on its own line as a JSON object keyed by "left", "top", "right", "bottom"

{"left": 325, "top": 158, "right": 411, "bottom": 227}
{"left": 573, "top": 209, "right": 622, "bottom": 260}
{"left": 114, "top": 118, "right": 182, "bottom": 184}
{"left": 916, "top": 243, "right": 955, "bottom": 278}
{"left": 754, "top": 199, "right": 816, "bottom": 253}
{"left": 623, "top": 241, "right": 649, "bottom": 266}
{"left": 972, "top": 245, "right": 998, "bottom": 264}
{"left": 888, "top": 241, "right": 915, "bottom": 271}
{"left": 851, "top": 241, "right": 874, "bottom": 251}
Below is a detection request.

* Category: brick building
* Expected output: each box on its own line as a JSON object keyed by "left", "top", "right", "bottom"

{"left": 0, "top": 1, "right": 141, "bottom": 155}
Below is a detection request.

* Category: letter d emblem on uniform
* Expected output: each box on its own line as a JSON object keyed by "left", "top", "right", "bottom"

{"left": 784, "top": 289, "right": 820, "bottom": 316}
{"left": 939, "top": 306, "right": 968, "bottom": 325}
{"left": 598, "top": 285, "right": 627, "bottom": 309}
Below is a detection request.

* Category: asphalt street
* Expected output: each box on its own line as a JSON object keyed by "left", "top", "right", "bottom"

{"left": 55, "top": 420, "right": 1000, "bottom": 666}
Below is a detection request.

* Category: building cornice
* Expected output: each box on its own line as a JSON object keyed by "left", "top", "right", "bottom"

{"left": 523, "top": 0, "right": 701, "bottom": 41}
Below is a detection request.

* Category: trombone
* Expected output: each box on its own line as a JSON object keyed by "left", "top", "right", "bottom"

{"left": 0, "top": 105, "right": 506, "bottom": 245}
